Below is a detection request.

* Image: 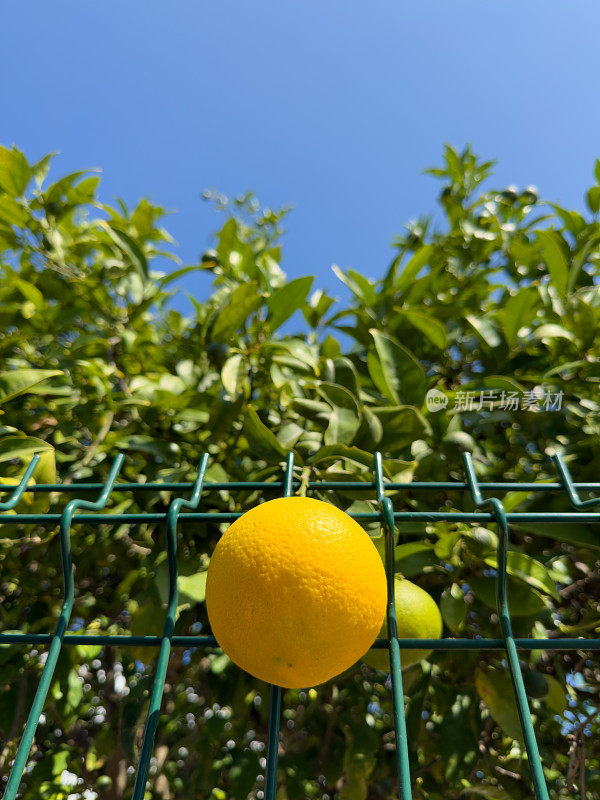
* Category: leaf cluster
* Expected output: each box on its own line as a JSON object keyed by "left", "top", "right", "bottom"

{"left": 0, "top": 144, "right": 599, "bottom": 799}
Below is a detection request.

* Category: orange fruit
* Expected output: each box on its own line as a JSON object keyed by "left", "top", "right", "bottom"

{"left": 205, "top": 496, "right": 387, "bottom": 688}
{"left": 362, "top": 576, "right": 442, "bottom": 672}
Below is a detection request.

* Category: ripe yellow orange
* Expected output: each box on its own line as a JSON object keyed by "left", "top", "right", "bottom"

{"left": 205, "top": 496, "right": 387, "bottom": 688}
{"left": 362, "top": 576, "right": 442, "bottom": 672}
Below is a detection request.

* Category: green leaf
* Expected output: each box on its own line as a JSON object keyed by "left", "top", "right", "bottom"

{"left": 178, "top": 570, "right": 208, "bottom": 604}
{"left": 310, "top": 444, "right": 374, "bottom": 471}
{"left": 129, "top": 602, "right": 164, "bottom": 660}
{"left": 531, "top": 323, "right": 576, "bottom": 343}
{"left": 244, "top": 407, "right": 288, "bottom": 460}
{"left": 501, "top": 286, "right": 539, "bottom": 346}
{"left": 468, "top": 575, "right": 546, "bottom": 617}
{"left": 107, "top": 434, "right": 180, "bottom": 461}
{"left": 209, "top": 653, "right": 232, "bottom": 675}
{"left": 158, "top": 264, "right": 204, "bottom": 288}
{"left": 98, "top": 221, "right": 149, "bottom": 279}
{"left": 212, "top": 283, "right": 264, "bottom": 341}
{"left": 324, "top": 405, "right": 359, "bottom": 445}
{"left": 442, "top": 431, "right": 476, "bottom": 452}
{"left": 266, "top": 276, "right": 314, "bottom": 331}
{"left": 538, "top": 230, "right": 568, "bottom": 298}
{"left": 262, "top": 339, "right": 319, "bottom": 373}
{"left": 51, "top": 749, "right": 70, "bottom": 777}
{"left": 463, "top": 526, "right": 498, "bottom": 556}
{"left": 67, "top": 175, "right": 100, "bottom": 205}
{"left": 381, "top": 457, "right": 416, "bottom": 483}
{"left": 221, "top": 354, "right": 247, "bottom": 398}
{"left": 332, "top": 357, "right": 360, "bottom": 396}
{"left": 462, "top": 788, "right": 514, "bottom": 800}
{"left": 339, "top": 723, "right": 378, "bottom": 800}
{"left": 396, "top": 309, "right": 447, "bottom": 348}
{"left": 302, "top": 289, "right": 335, "bottom": 328}
{"left": 404, "top": 670, "right": 430, "bottom": 748}
{"left": 475, "top": 667, "right": 524, "bottom": 743}
{"left": 440, "top": 583, "right": 467, "bottom": 633}
{"left": 31, "top": 152, "right": 55, "bottom": 187}
{"left": 586, "top": 186, "right": 600, "bottom": 214}
{"left": 271, "top": 354, "right": 314, "bottom": 378}
{"left": 500, "top": 491, "right": 531, "bottom": 512}
{"left": 543, "top": 675, "right": 567, "bottom": 715}
{"left": 0, "top": 196, "right": 30, "bottom": 227}
{"left": 594, "top": 158, "right": 600, "bottom": 184}
{"left": 13, "top": 277, "right": 45, "bottom": 310}
{"left": 512, "top": 520, "right": 600, "bottom": 550}
{"left": 316, "top": 382, "right": 361, "bottom": 446}
{"left": 65, "top": 668, "right": 83, "bottom": 713}
{"left": 455, "top": 375, "right": 525, "bottom": 395}
{"left": 438, "top": 694, "right": 478, "bottom": 781}
{"left": 394, "top": 542, "right": 439, "bottom": 577}
{"left": 369, "top": 407, "right": 431, "bottom": 452}
{"left": 291, "top": 397, "right": 331, "bottom": 422}
{"left": 354, "top": 406, "right": 383, "bottom": 449}
{"left": 465, "top": 314, "right": 502, "bottom": 348}
{"left": 0, "top": 145, "right": 31, "bottom": 196}
{"left": 33, "top": 448, "right": 56, "bottom": 486}
{"left": 332, "top": 265, "right": 377, "bottom": 306}
{"left": 44, "top": 170, "right": 98, "bottom": 205}
{"left": 0, "top": 435, "right": 53, "bottom": 464}
{"left": 346, "top": 270, "right": 378, "bottom": 306}
{"left": 75, "top": 643, "right": 103, "bottom": 661}
{"left": 484, "top": 551, "right": 559, "bottom": 600}
{"left": 276, "top": 422, "right": 305, "bottom": 448}
{"left": 185, "top": 291, "right": 204, "bottom": 318}
{"left": 0, "top": 369, "right": 62, "bottom": 405}
{"left": 368, "top": 330, "right": 427, "bottom": 406}
{"left": 395, "top": 245, "right": 433, "bottom": 293}
{"left": 320, "top": 335, "right": 342, "bottom": 358}
{"left": 550, "top": 204, "right": 586, "bottom": 235}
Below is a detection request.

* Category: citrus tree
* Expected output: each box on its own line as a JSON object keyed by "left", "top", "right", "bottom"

{"left": 0, "top": 143, "right": 599, "bottom": 799}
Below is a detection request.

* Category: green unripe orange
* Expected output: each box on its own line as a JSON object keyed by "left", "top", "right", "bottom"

{"left": 362, "top": 577, "right": 442, "bottom": 672}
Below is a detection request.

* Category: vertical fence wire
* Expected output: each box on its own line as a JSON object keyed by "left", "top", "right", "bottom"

{"left": 462, "top": 452, "right": 550, "bottom": 800}
{"left": 131, "top": 454, "right": 209, "bottom": 800}
{"left": 264, "top": 453, "right": 295, "bottom": 800}
{"left": 2, "top": 453, "right": 124, "bottom": 800}
{"left": 374, "top": 452, "right": 412, "bottom": 800}
{"left": 552, "top": 453, "right": 600, "bottom": 509}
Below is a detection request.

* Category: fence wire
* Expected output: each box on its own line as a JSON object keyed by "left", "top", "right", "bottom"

{"left": 1, "top": 450, "right": 599, "bottom": 799}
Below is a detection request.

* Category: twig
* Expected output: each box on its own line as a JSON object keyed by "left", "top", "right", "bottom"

{"left": 414, "top": 755, "right": 442, "bottom": 777}
{"left": 62, "top": 409, "right": 115, "bottom": 486}
{"left": 559, "top": 569, "right": 600, "bottom": 598}
{"left": 579, "top": 737, "right": 586, "bottom": 799}
{"left": 478, "top": 718, "right": 525, "bottom": 785}
{"left": 566, "top": 709, "right": 596, "bottom": 792}
{"left": 318, "top": 692, "right": 338, "bottom": 770}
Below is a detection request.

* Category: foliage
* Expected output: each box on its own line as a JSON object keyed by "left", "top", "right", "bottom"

{"left": 0, "top": 142, "right": 599, "bottom": 799}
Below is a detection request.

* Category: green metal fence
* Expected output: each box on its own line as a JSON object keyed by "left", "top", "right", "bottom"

{"left": 1, "top": 449, "right": 599, "bottom": 799}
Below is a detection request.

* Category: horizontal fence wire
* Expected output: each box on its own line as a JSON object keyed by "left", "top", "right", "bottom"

{"left": 0, "top": 450, "right": 599, "bottom": 800}
{"left": 3, "top": 512, "right": 600, "bottom": 524}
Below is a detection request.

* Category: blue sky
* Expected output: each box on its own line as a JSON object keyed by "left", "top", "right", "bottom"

{"left": 3, "top": 0, "right": 600, "bottom": 314}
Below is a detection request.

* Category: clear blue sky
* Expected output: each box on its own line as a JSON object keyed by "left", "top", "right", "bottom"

{"left": 3, "top": 0, "right": 600, "bottom": 312}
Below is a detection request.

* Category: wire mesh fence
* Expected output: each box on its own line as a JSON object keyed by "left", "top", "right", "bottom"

{"left": 1, "top": 449, "right": 599, "bottom": 799}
